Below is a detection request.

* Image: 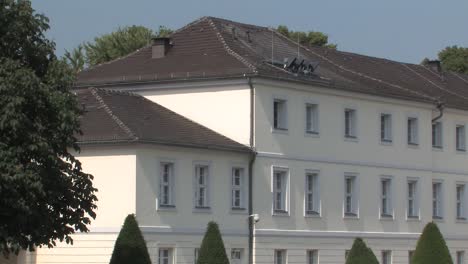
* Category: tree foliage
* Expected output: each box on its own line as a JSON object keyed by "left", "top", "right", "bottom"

{"left": 345, "top": 238, "right": 379, "bottom": 264}
{"left": 277, "top": 25, "right": 337, "bottom": 49}
{"left": 438, "top": 46, "right": 468, "bottom": 74}
{"left": 65, "top": 25, "right": 173, "bottom": 73}
{"left": 0, "top": 0, "right": 97, "bottom": 256}
{"left": 411, "top": 222, "right": 453, "bottom": 264}
{"left": 197, "top": 222, "right": 229, "bottom": 264}
{"left": 109, "top": 214, "right": 151, "bottom": 264}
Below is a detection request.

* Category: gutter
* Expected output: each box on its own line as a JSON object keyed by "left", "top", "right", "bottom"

{"left": 247, "top": 77, "right": 257, "bottom": 264}
{"left": 432, "top": 101, "right": 444, "bottom": 123}
{"left": 77, "top": 139, "right": 251, "bottom": 153}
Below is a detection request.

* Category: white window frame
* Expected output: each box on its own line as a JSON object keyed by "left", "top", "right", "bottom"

{"left": 344, "top": 108, "right": 357, "bottom": 139}
{"left": 158, "top": 248, "right": 173, "bottom": 264}
{"left": 407, "top": 178, "right": 420, "bottom": 219}
{"left": 305, "top": 103, "right": 319, "bottom": 135}
{"left": 382, "top": 251, "right": 392, "bottom": 264}
{"left": 457, "top": 251, "right": 465, "bottom": 264}
{"left": 158, "top": 162, "right": 175, "bottom": 209}
{"left": 274, "top": 249, "right": 287, "bottom": 264}
{"left": 407, "top": 117, "right": 419, "bottom": 145}
{"left": 380, "top": 177, "right": 393, "bottom": 218}
{"left": 344, "top": 173, "right": 359, "bottom": 217}
{"left": 231, "top": 249, "right": 243, "bottom": 264}
{"left": 432, "top": 181, "right": 444, "bottom": 219}
{"left": 380, "top": 113, "right": 393, "bottom": 143}
{"left": 307, "top": 250, "right": 318, "bottom": 264}
{"left": 272, "top": 167, "right": 289, "bottom": 215}
{"left": 273, "top": 98, "right": 288, "bottom": 131}
{"left": 456, "top": 183, "right": 466, "bottom": 220}
{"left": 231, "top": 167, "right": 246, "bottom": 210}
{"left": 305, "top": 170, "right": 320, "bottom": 216}
{"left": 456, "top": 124, "right": 466, "bottom": 152}
{"left": 193, "top": 163, "right": 210, "bottom": 210}
{"left": 432, "top": 121, "right": 443, "bottom": 149}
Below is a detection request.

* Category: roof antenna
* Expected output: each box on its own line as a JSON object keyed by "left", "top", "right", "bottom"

{"left": 297, "top": 34, "right": 300, "bottom": 59}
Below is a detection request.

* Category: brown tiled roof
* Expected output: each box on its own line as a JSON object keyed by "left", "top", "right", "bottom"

{"left": 76, "top": 88, "right": 251, "bottom": 152}
{"left": 76, "top": 16, "right": 468, "bottom": 110}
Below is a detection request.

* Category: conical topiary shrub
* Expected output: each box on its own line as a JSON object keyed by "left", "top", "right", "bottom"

{"left": 197, "top": 221, "right": 229, "bottom": 264}
{"left": 412, "top": 222, "right": 453, "bottom": 264}
{"left": 109, "top": 214, "right": 151, "bottom": 264}
{"left": 345, "top": 238, "right": 379, "bottom": 264}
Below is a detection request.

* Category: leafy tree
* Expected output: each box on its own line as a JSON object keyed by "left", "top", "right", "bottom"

{"left": 438, "top": 46, "right": 468, "bottom": 74}
{"left": 64, "top": 44, "right": 86, "bottom": 74}
{"left": 345, "top": 238, "right": 379, "bottom": 264}
{"left": 0, "top": 0, "right": 97, "bottom": 256}
{"left": 277, "top": 25, "right": 337, "bottom": 49}
{"left": 411, "top": 222, "right": 453, "bottom": 264}
{"left": 109, "top": 214, "right": 151, "bottom": 264}
{"left": 82, "top": 25, "right": 173, "bottom": 67}
{"left": 197, "top": 222, "right": 229, "bottom": 264}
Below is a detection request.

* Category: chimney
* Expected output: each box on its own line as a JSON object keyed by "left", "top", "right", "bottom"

{"left": 151, "top": 37, "right": 171, "bottom": 59}
{"left": 426, "top": 60, "right": 442, "bottom": 73}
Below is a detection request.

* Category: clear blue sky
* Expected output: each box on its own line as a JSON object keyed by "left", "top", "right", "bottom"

{"left": 32, "top": 0, "right": 468, "bottom": 64}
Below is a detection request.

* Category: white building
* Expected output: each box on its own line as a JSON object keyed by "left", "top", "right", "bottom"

{"left": 18, "top": 17, "right": 468, "bottom": 264}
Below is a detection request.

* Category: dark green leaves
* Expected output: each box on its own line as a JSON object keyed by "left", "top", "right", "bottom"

{"left": 277, "top": 25, "right": 337, "bottom": 49}
{"left": 0, "top": 0, "right": 97, "bottom": 256}
{"left": 412, "top": 222, "right": 453, "bottom": 264}
{"left": 345, "top": 238, "right": 379, "bottom": 264}
{"left": 197, "top": 222, "right": 229, "bottom": 264}
{"left": 438, "top": 46, "right": 468, "bottom": 74}
{"left": 109, "top": 214, "right": 151, "bottom": 264}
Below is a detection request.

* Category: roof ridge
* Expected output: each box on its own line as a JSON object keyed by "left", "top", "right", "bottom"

{"left": 271, "top": 30, "right": 438, "bottom": 103}
{"left": 136, "top": 94, "right": 249, "bottom": 149}
{"left": 89, "top": 87, "right": 139, "bottom": 140}
{"left": 206, "top": 17, "right": 258, "bottom": 73}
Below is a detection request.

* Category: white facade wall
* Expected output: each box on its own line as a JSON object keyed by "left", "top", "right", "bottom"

{"left": 129, "top": 78, "right": 468, "bottom": 263}
{"left": 25, "top": 77, "right": 468, "bottom": 264}
{"left": 31, "top": 144, "right": 250, "bottom": 264}
{"left": 138, "top": 82, "right": 251, "bottom": 146}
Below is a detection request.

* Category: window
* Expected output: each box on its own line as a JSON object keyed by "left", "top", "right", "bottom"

{"left": 382, "top": 251, "right": 392, "bottom": 264}
{"left": 344, "top": 174, "right": 357, "bottom": 216}
{"left": 457, "top": 184, "right": 466, "bottom": 220}
{"left": 274, "top": 250, "right": 286, "bottom": 264}
{"left": 273, "top": 169, "right": 288, "bottom": 213}
{"left": 432, "top": 122, "right": 443, "bottom": 148}
{"left": 408, "top": 251, "right": 415, "bottom": 264}
{"left": 194, "top": 165, "right": 209, "bottom": 209}
{"left": 305, "top": 103, "right": 319, "bottom": 134}
{"left": 407, "top": 180, "right": 419, "bottom": 218}
{"left": 194, "top": 248, "right": 200, "bottom": 264}
{"left": 158, "top": 248, "right": 173, "bottom": 264}
{"left": 457, "top": 125, "right": 466, "bottom": 151}
{"left": 407, "top": 117, "right": 418, "bottom": 145}
{"left": 231, "top": 249, "right": 242, "bottom": 264}
{"left": 305, "top": 172, "right": 320, "bottom": 215}
{"left": 457, "top": 251, "right": 465, "bottom": 264}
{"left": 345, "top": 109, "right": 357, "bottom": 138}
{"left": 432, "top": 182, "right": 443, "bottom": 219}
{"left": 159, "top": 162, "right": 175, "bottom": 207}
{"left": 307, "top": 250, "right": 318, "bottom": 264}
{"left": 273, "top": 99, "right": 287, "bottom": 130}
{"left": 231, "top": 168, "right": 245, "bottom": 209}
{"left": 381, "top": 178, "right": 392, "bottom": 217}
{"left": 380, "top": 113, "right": 392, "bottom": 142}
